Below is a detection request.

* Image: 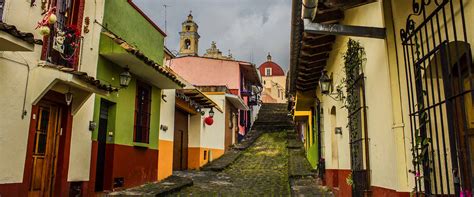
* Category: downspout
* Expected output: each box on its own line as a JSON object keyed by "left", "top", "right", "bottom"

{"left": 0, "top": 52, "right": 31, "bottom": 119}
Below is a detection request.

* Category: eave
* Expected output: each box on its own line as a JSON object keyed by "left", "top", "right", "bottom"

{"left": 177, "top": 88, "right": 223, "bottom": 113}
{"left": 0, "top": 22, "right": 42, "bottom": 51}
{"left": 99, "top": 32, "right": 185, "bottom": 89}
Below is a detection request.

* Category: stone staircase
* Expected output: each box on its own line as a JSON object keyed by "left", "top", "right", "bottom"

{"left": 252, "top": 103, "right": 294, "bottom": 131}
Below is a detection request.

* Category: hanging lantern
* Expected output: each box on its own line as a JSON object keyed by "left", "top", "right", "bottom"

{"left": 204, "top": 116, "right": 214, "bottom": 125}
{"left": 319, "top": 70, "right": 332, "bottom": 95}
{"left": 48, "top": 14, "right": 57, "bottom": 24}
{"left": 65, "top": 89, "right": 73, "bottom": 106}
{"left": 209, "top": 108, "right": 215, "bottom": 117}
{"left": 38, "top": 26, "right": 51, "bottom": 36}
{"left": 119, "top": 68, "right": 132, "bottom": 87}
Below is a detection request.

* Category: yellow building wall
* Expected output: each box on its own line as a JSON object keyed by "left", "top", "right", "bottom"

{"left": 316, "top": 1, "right": 407, "bottom": 192}
{"left": 158, "top": 140, "right": 174, "bottom": 180}
{"left": 262, "top": 76, "right": 287, "bottom": 103}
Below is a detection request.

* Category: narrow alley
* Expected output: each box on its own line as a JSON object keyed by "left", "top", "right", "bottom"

{"left": 109, "top": 104, "right": 332, "bottom": 196}
{"left": 1, "top": 0, "right": 473, "bottom": 196}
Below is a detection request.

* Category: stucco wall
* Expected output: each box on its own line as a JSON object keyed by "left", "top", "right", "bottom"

{"left": 170, "top": 57, "right": 241, "bottom": 90}
{"left": 200, "top": 94, "right": 226, "bottom": 150}
{"left": 318, "top": 1, "right": 399, "bottom": 191}
{"left": 159, "top": 89, "right": 176, "bottom": 141}
{"left": 102, "top": 0, "right": 164, "bottom": 63}
{"left": 0, "top": 0, "right": 104, "bottom": 183}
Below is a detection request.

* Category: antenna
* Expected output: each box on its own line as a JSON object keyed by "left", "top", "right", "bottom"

{"left": 163, "top": 4, "right": 171, "bottom": 34}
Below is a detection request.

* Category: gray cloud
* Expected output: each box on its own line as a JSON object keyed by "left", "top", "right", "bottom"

{"left": 132, "top": 0, "right": 291, "bottom": 71}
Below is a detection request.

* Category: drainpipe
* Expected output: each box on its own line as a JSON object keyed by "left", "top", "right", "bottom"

{"left": 0, "top": 52, "right": 31, "bottom": 119}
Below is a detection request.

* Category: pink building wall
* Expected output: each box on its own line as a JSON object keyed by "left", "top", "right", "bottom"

{"left": 170, "top": 57, "right": 241, "bottom": 91}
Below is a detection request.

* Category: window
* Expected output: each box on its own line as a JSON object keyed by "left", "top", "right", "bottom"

{"left": 265, "top": 68, "right": 272, "bottom": 76}
{"left": 44, "top": 0, "right": 82, "bottom": 69}
{"left": 186, "top": 25, "right": 191, "bottom": 31}
{"left": 134, "top": 82, "right": 152, "bottom": 143}
{"left": 184, "top": 39, "right": 191, "bottom": 49}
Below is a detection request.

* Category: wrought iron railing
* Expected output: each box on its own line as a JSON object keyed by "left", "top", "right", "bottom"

{"left": 400, "top": 0, "right": 473, "bottom": 195}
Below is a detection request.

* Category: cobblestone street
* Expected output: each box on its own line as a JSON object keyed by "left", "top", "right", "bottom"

{"left": 169, "top": 132, "right": 291, "bottom": 196}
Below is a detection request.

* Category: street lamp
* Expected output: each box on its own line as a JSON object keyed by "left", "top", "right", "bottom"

{"left": 120, "top": 68, "right": 132, "bottom": 87}
{"left": 209, "top": 108, "right": 215, "bottom": 117}
{"left": 319, "top": 70, "right": 344, "bottom": 101}
{"left": 319, "top": 70, "right": 332, "bottom": 95}
{"left": 65, "top": 88, "right": 73, "bottom": 106}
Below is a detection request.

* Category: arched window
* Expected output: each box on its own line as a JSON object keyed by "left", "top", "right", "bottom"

{"left": 186, "top": 25, "right": 191, "bottom": 31}
{"left": 184, "top": 39, "right": 191, "bottom": 49}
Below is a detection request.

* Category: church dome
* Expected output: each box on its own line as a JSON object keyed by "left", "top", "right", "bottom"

{"left": 258, "top": 53, "right": 285, "bottom": 76}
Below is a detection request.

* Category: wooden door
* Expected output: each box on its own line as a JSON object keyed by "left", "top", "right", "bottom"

{"left": 449, "top": 57, "right": 474, "bottom": 192}
{"left": 29, "top": 104, "right": 62, "bottom": 197}
{"left": 173, "top": 109, "right": 188, "bottom": 170}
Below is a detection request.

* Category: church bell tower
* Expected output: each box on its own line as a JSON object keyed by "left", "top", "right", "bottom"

{"left": 179, "top": 11, "right": 200, "bottom": 56}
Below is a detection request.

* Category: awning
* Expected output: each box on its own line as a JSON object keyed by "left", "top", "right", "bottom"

{"left": 177, "top": 88, "right": 223, "bottom": 112}
{"left": 99, "top": 32, "right": 185, "bottom": 89}
{"left": 32, "top": 62, "right": 115, "bottom": 115}
{"left": 0, "top": 22, "right": 41, "bottom": 51}
{"left": 225, "top": 93, "right": 249, "bottom": 111}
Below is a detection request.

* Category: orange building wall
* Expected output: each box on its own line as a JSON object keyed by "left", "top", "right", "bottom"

{"left": 158, "top": 140, "right": 174, "bottom": 180}
{"left": 188, "top": 147, "right": 225, "bottom": 169}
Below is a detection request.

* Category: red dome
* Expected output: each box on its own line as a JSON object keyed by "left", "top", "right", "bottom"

{"left": 258, "top": 61, "right": 285, "bottom": 76}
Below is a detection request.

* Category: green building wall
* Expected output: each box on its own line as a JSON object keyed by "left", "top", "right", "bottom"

{"left": 91, "top": 0, "right": 167, "bottom": 150}
{"left": 92, "top": 57, "right": 161, "bottom": 150}
{"left": 102, "top": 0, "right": 165, "bottom": 63}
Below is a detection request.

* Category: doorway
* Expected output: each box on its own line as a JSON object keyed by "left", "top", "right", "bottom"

{"left": 95, "top": 100, "right": 114, "bottom": 191}
{"left": 173, "top": 109, "right": 189, "bottom": 171}
{"left": 28, "top": 102, "right": 64, "bottom": 196}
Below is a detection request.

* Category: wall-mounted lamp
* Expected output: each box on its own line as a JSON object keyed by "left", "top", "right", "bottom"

{"left": 65, "top": 88, "right": 73, "bottom": 106}
{"left": 209, "top": 108, "right": 215, "bottom": 117}
{"left": 319, "top": 70, "right": 344, "bottom": 101}
{"left": 119, "top": 67, "right": 132, "bottom": 87}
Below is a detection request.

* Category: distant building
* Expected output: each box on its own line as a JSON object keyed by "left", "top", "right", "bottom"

{"left": 258, "top": 53, "right": 286, "bottom": 103}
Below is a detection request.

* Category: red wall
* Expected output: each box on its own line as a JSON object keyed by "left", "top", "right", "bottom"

{"left": 325, "top": 169, "right": 352, "bottom": 197}
{"left": 88, "top": 143, "right": 158, "bottom": 195}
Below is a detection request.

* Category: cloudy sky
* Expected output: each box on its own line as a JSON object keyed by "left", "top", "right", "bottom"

{"left": 132, "top": 0, "right": 291, "bottom": 71}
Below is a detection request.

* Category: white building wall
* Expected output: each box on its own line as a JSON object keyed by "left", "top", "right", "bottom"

{"left": 159, "top": 89, "right": 176, "bottom": 141}
{"left": 0, "top": 0, "right": 106, "bottom": 183}
{"left": 200, "top": 94, "right": 226, "bottom": 150}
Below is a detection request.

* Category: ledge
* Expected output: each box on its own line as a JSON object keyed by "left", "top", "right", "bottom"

{"left": 133, "top": 142, "right": 149, "bottom": 148}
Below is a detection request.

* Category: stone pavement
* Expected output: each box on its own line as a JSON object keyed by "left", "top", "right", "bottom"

{"left": 168, "top": 132, "right": 291, "bottom": 196}
{"left": 108, "top": 104, "right": 333, "bottom": 196}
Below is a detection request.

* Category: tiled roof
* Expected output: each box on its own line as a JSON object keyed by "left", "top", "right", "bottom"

{"left": 103, "top": 32, "right": 186, "bottom": 87}
{"left": 0, "top": 22, "right": 42, "bottom": 45}
{"left": 39, "top": 62, "right": 119, "bottom": 92}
